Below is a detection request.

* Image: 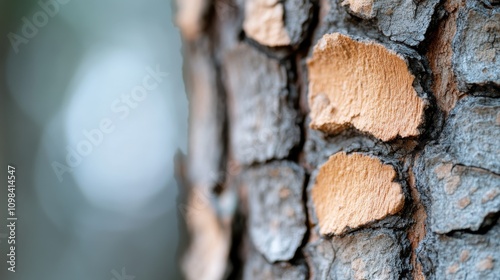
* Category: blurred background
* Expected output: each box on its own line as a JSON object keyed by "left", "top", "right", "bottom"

{"left": 0, "top": 0, "right": 188, "bottom": 279}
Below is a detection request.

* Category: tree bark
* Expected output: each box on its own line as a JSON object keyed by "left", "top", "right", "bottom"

{"left": 176, "top": 0, "right": 500, "bottom": 279}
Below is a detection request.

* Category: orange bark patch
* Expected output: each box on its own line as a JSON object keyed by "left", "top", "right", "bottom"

{"left": 311, "top": 152, "right": 405, "bottom": 235}
{"left": 426, "top": 0, "right": 464, "bottom": 114}
{"left": 447, "top": 263, "right": 460, "bottom": 274}
{"left": 342, "top": 0, "right": 374, "bottom": 18}
{"left": 460, "top": 250, "right": 470, "bottom": 262}
{"left": 182, "top": 188, "right": 231, "bottom": 280}
{"left": 457, "top": 197, "right": 471, "bottom": 209}
{"left": 434, "top": 163, "right": 461, "bottom": 195}
{"left": 482, "top": 189, "right": 499, "bottom": 204}
{"left": 434, "top": 163, "right": 453, "bottom": 179}
{"left": 476, "top": 256, "right": 495, "bottom": 271}
{"left": 175, "top": 0, "right": 208, "bottom": 40}
{"left": 308, "top": 33, "right": 425, "bottom": 141}
{"left": 408, "top": 166, "right": 427, "bottom": 280}
{"left": 243, "top": 0, "right": 291, "bottom": 47}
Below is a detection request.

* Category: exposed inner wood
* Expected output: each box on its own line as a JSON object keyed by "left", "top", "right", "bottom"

{"left": 408, "top": 166, "right": 427, "bottom": 280}
{"left": 341, "top": 0, "right": 374, "bottom": 18}
{"left": 182, "top": 188, "right": 231, "bottom": 280}
{"left": 308, "top": 33, "right": 425, "bottom": 141}
{"left": 243, "top": 0, "right": 291, "bottom": 46}
{"left": 175, "top": 0, "right": 207, "bottom": 40}
{"left": 311, "top": 152, "right": 405, "bottom": 235}
{"left": 426, "top": 0, "right": 464, "bottom": 114}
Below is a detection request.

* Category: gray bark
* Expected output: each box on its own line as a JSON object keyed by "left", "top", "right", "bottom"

{"left": 177, "top": 0, "right": 500, "bottom": 279}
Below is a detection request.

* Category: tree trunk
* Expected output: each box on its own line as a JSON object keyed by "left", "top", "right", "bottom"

{"left": 176, "top": 0, "right": 500, "bottom": 279}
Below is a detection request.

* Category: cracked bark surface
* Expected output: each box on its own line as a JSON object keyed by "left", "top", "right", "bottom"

{"left": 177, "top": 0, "right": 500, "bottom": 279}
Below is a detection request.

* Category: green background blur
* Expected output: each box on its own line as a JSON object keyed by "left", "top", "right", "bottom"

{"left": 0, "top": 0, "right": 188, "bottom": 279}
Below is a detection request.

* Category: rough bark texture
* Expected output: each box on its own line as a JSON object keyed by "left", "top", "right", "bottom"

{"left": 311, "top": 152, "right": 405, "bottom": 235}
{"left": 176, "top": 0, "right": 500, "bottom": 279}
{"left": 307, "top": 33, "right": 427, "bottom": 141}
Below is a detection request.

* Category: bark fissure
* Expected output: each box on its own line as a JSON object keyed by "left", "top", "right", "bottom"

{"left": 177, "top": 0, "right": 500, "bottom": 278}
